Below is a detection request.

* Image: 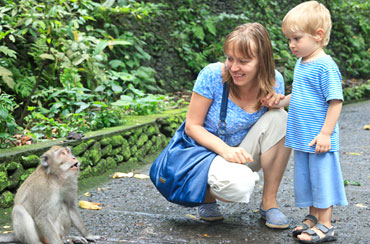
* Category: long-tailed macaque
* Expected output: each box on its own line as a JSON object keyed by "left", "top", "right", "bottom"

{"left": 0, "top": 146, "right": 102, "bottom": 244}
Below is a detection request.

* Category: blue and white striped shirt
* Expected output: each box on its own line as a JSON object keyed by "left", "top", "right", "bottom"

{"left": 285, "top": 55, "right": 343, "bottom": 153}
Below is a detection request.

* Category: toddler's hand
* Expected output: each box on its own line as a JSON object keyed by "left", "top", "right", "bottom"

{"left": 222, "top": 146, "right": 254, "bottom": 164}
{"left": 261, "top": 93, "right": 285, "bottom": 108}
{"left": 308, "top": 133, "right": 331, "bottom": 154}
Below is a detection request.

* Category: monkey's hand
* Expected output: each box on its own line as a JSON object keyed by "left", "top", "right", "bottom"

{"left": 64, "top": 236, "right": 88, "bottom": 244}
{"left": 64, "top": 235, "right": 106, "bottom": 243}
{"left": 85, "top": 234, "right": 106, "bottom": 242}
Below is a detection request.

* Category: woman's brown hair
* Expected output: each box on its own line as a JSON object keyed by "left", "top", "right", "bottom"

{"left": 223, "top": 23, "right": 276, "bottom": 109}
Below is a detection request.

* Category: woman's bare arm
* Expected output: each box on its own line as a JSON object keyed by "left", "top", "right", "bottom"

{"left": 185, "top": 92, "right": 253, "bottom": 164}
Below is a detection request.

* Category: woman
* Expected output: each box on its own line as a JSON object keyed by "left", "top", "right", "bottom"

{"left": 185, "top": 22, "right": 291, "bottom": 229}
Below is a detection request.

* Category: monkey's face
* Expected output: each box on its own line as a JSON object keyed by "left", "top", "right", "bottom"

{"left": 41, "top": 146, "right": 80, "bottom": 179}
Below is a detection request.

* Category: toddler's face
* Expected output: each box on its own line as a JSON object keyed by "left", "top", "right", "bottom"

{"left": 284, "top": 31, "right": 321, "bottom": 61}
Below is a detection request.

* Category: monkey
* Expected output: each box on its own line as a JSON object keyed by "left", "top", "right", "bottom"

{"left": 0, "top": 146, "right": 103, "bottom": 244}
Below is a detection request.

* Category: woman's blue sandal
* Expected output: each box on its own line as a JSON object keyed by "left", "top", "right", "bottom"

{"left": 259, "top": 207, "right": 290, "bottom": 229}
{"left": 298, "top": 223, "right": 337, "bottom": 243}
{"left": 293, "top": 214, "right": 318, "bottom": 237}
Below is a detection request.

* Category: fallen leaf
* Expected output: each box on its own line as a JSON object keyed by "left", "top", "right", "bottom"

{"left": 97, "top": 187, "right": 110, "bottom": 191}
{"left": 112, "top": 172, "right": 134, "bottom": 178}
{"left": 2, "top": 226, "right": 10, "bottom": 229}
{"left": 347, "top": 152, "right": 362, "bottom": 156}
{"left": 363, "top": 124, "right": 370, "bottom": 130}
{"left": 203, "top": 234, "right": 208, "bottom": 237}
{"left": 134, "top": 174, "right": 150, "bottom": 179}
{"left": 344, "top": 180, "right": 361, "bottom": 186}
{"left": 355, "top": 203, "right": 367, "bottom": 208}
{"left": 79, "top": 200, "right": 102, "bottom": 210}
{"left": 2, "top": 230, "right": 13, "bottom": 234}
{"left": 83, "top": 192, "right": 91, "bottom": 197}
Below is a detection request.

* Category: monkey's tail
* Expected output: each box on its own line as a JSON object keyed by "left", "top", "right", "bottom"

{"left": 0, "top": 233, "right": 20, "bottom": 243}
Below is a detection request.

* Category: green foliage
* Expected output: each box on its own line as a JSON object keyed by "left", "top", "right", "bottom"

{"left": 0, "top": 0, "right": 368, "bottom": 148}
{"left": 328, "top": 0, "right": 369, "bottom": 78}
{"left": 0, "top": 93, "right": 21, "bottom": 148}
{"left": 112, "top": 85, "right": 168, "bottom": 115}
{"left": 343, "top": 80, "right": 370, "bottom": 102}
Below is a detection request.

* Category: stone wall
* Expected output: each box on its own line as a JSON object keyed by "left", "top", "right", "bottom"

{"left": 0, "top": 111, "right": 186, "bottom": 208}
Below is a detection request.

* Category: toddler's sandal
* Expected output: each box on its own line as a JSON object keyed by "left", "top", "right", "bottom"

{"left": 293, "top": 214, "right": 318, "bottom": 237}
{"left": 298, "top": 223, "right": 337, "bottom": 243}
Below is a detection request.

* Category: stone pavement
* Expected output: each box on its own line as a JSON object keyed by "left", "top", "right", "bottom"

{"left": 75, "top": 100, "right": 369, "bottom": 243}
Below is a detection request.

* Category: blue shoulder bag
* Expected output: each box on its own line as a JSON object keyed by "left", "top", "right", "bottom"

{"left": 150, "top": 83, "right": 229, "bottom": 207}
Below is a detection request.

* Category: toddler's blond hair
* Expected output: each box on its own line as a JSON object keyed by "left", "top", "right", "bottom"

{"left": 282, "top": 1, "right": 332, "bottom": 46}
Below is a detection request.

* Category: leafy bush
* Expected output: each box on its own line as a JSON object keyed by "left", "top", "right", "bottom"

{"left": 343, "top": 80, "right": 370, "bottom": 102}
{"left": 0, "top": 93, "right": 21, "bottom": 148}
{"left": 0, "top": 0, "right": 368, "bottom": 148}
{"left": 112, "top": 85, "right": 169, "bottom": 115}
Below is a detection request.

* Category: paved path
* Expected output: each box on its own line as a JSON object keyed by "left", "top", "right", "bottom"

{"left": 77, "top": 101, "right": 370, "bottom": 244}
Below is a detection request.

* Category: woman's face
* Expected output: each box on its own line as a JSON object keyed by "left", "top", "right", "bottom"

{"left": 225, "top": 45, "right": 259, "bottom": 87}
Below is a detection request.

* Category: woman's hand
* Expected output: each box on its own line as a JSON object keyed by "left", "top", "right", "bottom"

{"left": 221, "top": 146, "right": 254, "bottom": 164}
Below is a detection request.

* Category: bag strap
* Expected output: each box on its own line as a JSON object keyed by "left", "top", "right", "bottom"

{"left": 217, "top": 82, "right": 228, "bottom": 140}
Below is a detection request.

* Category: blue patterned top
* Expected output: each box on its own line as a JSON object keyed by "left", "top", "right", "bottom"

{"left": 285, "top": 55, "right": 343, "bottom": 152}
{"left": 193, "top": 62, "right": 285, "bottom": 146}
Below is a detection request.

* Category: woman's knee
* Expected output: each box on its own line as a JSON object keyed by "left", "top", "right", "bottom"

{"left": 261, "top": 109, "right": 287, "bottom": 125}
{"left": 209, "top": 164, "right": 260, "bottom": 202}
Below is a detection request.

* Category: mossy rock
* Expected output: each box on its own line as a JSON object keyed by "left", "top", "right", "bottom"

{"left": 145, "top": 140, "right": 154, "bottom": 154}
{"left": 7, "top": 164, "right": 24, "bottom": 190}
{"left": 126, "top": 157, "right": 138, "bottom": 165}
{"left": 100, "top": 137, "right": 112, "bottom": 146}
{"left": 89, "top": 142, "right": 102, "bottom": 166}
{"left": 128, "top": 135, "right": 137, "bottom": 146}
{"left": 156, "top": 117, "right": 170, "bottom": 125}
{"left": 112, "top": 147, "right": 122, "bottom": 156}
{"left": 121, "top": 130, "right": 132, "bottom": 137}
{"left": 78, "top": 156, "right": 90, "bottom": 171}
{"left": 137, "top": 134, "right": 148, "bottom": 148}
{"left": 0, "top": 191, "right": 14, "bottom": 208}
{"left": 142, "top": 140, "right": 153, "bottom": 155}
{"left": 130, "top": 145, "right": 137, "bottom": 157}
{"left": 20, "top": 168, "right": 35, "bottom": 184}
{"left": 0, "top": 164, "right": 5, "bottom": 172}
{"left": 150, "top": 137, "right": 162, "bottom": 153}
{"left": 106, "top": 157, "right": 117, "bottom": 169}
{"left": 134, "top": 128, "right": 143, "bottom": 137}
{"left": 111, "top": 135, "right": 125, "bottom": 147}
{"left": 5, "top": 161, "right": 18, "bottom": 173}
{"left": 80, "top": 166, "right": 92, "bottom": 179}
{"left": 0, "top": 171, "right": 8, "bottom": 192}
{"left": 146, "top": 125, "right": 159, "bottom": 136}
{"left": 83, "top": 150, "right": 91, "bottom": 161}
{"left": 72, "top": 142, "right": 88, "bottom": 156}
{"left": 115, "top": 155, "right": 124, "bottom": 163}
{"left": 135, "top": 147, "right": 146, "bottom": 159}
{"left": 101, "top": 144, "right": 113, "bottom": 157}
{"left": 121, "top": 138, "right": 129, "bottom": 148}
{"left": 21, "top": 155, "right": 39, "bottom": 169}
{"left": 92, "top": 159, "right": 106, "bottom": 176}
{"left": 86, "top": 139, "right": 95, "bottom": 147}
{"left": 121, "top": 144, "right": 131, "bottom": 161}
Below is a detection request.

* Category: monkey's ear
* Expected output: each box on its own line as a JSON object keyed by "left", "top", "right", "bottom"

{"left": 40, "top": 155, "right": 49, "bottom": 167}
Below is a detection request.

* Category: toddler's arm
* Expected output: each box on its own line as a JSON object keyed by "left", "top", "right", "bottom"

{"left": 308, "top": 99, "right": 343, "bottom": 154}
{"left": 261, "top": 94, "right": 291, "bottom": 108}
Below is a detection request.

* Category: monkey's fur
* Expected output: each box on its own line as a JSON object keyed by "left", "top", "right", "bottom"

{"left": 0, "top": 146, "right": 102, "bottom": 244}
